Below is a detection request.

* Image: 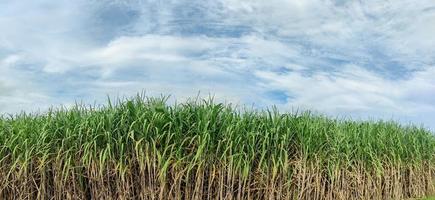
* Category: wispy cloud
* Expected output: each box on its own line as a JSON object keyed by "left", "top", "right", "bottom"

{"left": 1, "top": 0, "right": 435, "bottom": 129}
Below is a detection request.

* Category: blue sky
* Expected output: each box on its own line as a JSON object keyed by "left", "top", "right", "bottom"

{"left": 1, "top": 0, "right": 435, "bottom": 129}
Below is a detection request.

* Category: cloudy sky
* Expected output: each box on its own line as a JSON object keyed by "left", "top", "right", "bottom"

{"left": 1, "top": 0, "right": 435, "bottom": 129}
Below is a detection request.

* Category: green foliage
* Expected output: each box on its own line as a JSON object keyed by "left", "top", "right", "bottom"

{"left": 0, "top": 94, "right": 434, "bottom": 199}
{"left": 1, "top": 95, "right": 434, "bottom": 173}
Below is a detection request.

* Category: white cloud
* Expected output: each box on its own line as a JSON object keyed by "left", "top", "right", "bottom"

{"left": 0, "top": 54, "right": 54, "bottom": 114}
{"left": 0, "top": 0, "right": 435, "bottom": 129}
{"left": 70, "top": 35, "right": 283, "bottom": 107}
{"left": 219, "top": 0, "right": 435, "bottom": 68}
{"left": 255, "top": 65, "right": 435, "bottom": 118}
